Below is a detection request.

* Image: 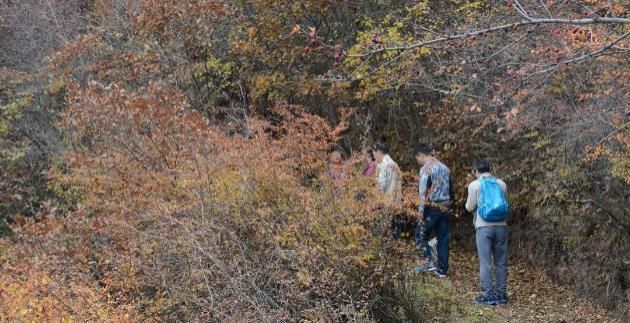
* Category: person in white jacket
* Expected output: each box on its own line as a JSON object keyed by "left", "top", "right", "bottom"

{"left": 373, "top": 143, "right": 402, "bottom": 207}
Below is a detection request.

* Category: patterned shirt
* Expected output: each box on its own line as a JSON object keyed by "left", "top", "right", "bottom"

{"left": 418, "top": 158, "right": 451, "bottom": 214}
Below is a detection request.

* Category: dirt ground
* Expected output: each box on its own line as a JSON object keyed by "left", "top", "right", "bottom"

{"left": 446, "top": 250, "right": 621, "bottom": 322}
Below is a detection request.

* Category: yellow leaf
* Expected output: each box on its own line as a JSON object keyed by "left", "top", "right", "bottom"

{"left": 41, "top": 276, "right": 52, "bottom": 285}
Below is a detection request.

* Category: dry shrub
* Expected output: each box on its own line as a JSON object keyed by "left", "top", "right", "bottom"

{"left": 0, "top": 212, "right": 135, "bottom": 321}
{"left": 12, "top": 82, "right": 406, "bottom": 321}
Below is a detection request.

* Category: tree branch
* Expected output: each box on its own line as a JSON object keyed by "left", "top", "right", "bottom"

{"left": 559, "top": 197, "right": 630, "bottom": 232}
{"left": 348, "top": 17, "right": 630, "bottom": 58}
{"left": 513, "top": 0, "right": 530, "bottom": 19}
{"left": 583, "top": 122, "right": 629, "bottom": 157}
{"left": 527, "top": 31, "right": 630, "bottom": 77}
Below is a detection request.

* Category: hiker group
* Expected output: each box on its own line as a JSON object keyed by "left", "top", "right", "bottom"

{"left": 332, "top": 143, "right": 510, "bottom": 306}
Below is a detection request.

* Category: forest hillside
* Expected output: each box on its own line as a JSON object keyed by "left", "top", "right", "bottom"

{"left": 1, "top": 0, "right": 628, "bottom": 321}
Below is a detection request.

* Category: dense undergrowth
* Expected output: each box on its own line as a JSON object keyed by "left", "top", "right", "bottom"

{"left": 0, "top": 95, "right": 468, "bottom": 320}
{"left": 1, "top": 0, "right": 628, "bottom": 320}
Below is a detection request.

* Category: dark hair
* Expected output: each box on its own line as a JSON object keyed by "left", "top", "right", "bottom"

{"left": 414, "top": 144, "right": 431, "bottom": 157}
{"left": 366, "top": 148, "right": 375, "bottom": 161}
{"left": 474, "top": 160, "right": 491, "bottom": 173}
{"left": 374, "top": 142, "right": 388, "bottom": 154}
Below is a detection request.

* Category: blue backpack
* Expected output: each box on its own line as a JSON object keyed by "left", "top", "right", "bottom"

{"left": 477, "top": 177, "right": 509, "bottom": 222}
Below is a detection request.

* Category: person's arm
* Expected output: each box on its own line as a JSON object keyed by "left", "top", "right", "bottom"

{"left": 418, "top": 166, "right": 429, "bottom": 215}
{"left": 378, "top": 165, "right": 391, "bottom": 191}
{"left": 366, "top": 162, "right": 377, "bottom": 176}
{"left": 465, "top": 181, "right": 478, "bottom": 213}
{"left": 386, "top": 164, "right": 399, "bottom": 196}
{"left": 448, "top": 169, "right": 453, "bottom": 201}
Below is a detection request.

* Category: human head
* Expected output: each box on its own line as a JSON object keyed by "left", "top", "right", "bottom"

{"left": 373, "top": 143, "right": 387, "bottom": 162}
{"left": 364, "top": 148, "right": 375, "bottom": 162}
{"left": 414, "top": 143, "right": 431, "bottom": 164}
{"left": 473, "top": 159, "right": 491, "bottom": 177}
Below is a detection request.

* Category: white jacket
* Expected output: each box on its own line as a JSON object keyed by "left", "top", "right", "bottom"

{"left": 377, "top": 154, "right": 402, "bottom": 207}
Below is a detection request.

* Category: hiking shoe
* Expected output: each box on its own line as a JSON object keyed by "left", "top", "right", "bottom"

{"left": 496, "top": 293, "right": 508, "bottom": 305}
{"left": 475, "top": 295, "right": 497, "bottom": 306}
{"left": 412, "top": 260, "right": 437, "bottom": 273}
{"left": 433, "top": 271, "right": 447, "bottom": 279}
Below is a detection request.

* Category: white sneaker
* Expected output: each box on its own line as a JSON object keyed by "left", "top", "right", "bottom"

{"left": 413, "top": 261, "right": 437, "bottom": 273}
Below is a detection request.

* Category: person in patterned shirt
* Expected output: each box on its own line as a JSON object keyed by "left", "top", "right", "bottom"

{"left": 413, "top": 144, "right": 452, "bottom": 278}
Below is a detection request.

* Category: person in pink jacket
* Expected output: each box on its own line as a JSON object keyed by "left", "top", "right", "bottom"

{"left": 362, "top": 148, "right": 377, "bottom": 177}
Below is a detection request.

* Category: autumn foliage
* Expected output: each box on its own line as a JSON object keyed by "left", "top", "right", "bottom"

{"left": 1, "top": 0, "right": 628, "bottom": 320}
{"left": 3, "top": 79, "right": 409, "bottom": 319}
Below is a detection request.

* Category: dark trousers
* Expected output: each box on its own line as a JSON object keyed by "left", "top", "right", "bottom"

{"left": 415, "top": 207, "right": 450, "bottom": 275}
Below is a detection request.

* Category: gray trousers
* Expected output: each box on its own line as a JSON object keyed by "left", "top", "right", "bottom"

{"left": 476, "top": 225, "right": 508, "bottom": 297}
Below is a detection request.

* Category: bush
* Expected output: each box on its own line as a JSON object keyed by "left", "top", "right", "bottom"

{"left": 8, "top": 83, "right": 412, "bottom": 320}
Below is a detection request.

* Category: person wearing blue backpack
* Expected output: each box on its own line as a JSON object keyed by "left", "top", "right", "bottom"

{"left": 465, "top": 159, "right": 509, "bottom": 306}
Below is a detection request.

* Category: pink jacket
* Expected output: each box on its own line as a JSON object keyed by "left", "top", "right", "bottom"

{"left": 363, "top": 161, "right": 377, "bottom": 176}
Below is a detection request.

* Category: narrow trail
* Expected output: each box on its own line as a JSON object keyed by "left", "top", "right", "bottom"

{"left": 446, "top": 249, "right": 620, "bottom": 322}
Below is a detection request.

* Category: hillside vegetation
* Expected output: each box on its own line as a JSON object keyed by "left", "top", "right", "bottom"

{"left": 1, "top": 0, "right": 628, "bottom": 321}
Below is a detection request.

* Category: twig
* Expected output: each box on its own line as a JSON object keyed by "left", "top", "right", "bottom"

{"left": 583, "top": 122, "right": 629, "bottom": 156}
{"left": 539, "top": 0, "right": 553, "bottom": 18}
{"left": 513, "top": 0, "right": 530, "bottom": 19}
{"left": 324, "top": 49, "right": 412, "bottom": 82}
{"left": 570, "top": 0, "right": 599, "bottom": 18}
{"left": 527, "top": 31, "right": 630, "bottom": 77}
{"left": 559, "top": 197, "right": 630, "bottom": 232}
{"left": 347, "top": 17, "right": 630, "bottom": 58}
{"left": 347, "top": 53, "right": 375, "bottom": 79}
{"left": 476, "top": 28, "right": 533, "bottom": 63}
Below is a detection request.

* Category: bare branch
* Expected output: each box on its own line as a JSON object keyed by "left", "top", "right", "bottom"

{"left": 513, "top": 1, "right": 531, "bottom": 19}
{"left": 347, "top": 53, "right": 374, "bottom": 79}
{"left": 558, "top": 197, "right": 630, "bottom": 232}
{"left": 348, "top": 17, "right": 630, "bottom": 58}
{"left": 475, "top": 29, "right": 532, "bottom": 63}
{"left": 583, "top": 122, "right": 629, "bottom": 157}
{"left": 538, "top": 0, "right": 553, "bottom": 18}
{"left": 527, "top": 31, "right": 630, "bottom": 77}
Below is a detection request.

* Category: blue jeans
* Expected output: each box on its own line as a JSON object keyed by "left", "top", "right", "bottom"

{"left": 415, "top": 207, "right": 450, "bottom": 275}
{"left": 476, "top": 226, "right": 508, "bottom": 297}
